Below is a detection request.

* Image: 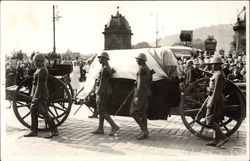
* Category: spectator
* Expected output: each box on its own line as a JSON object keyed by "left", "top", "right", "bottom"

{"left": 70, "top": 60, "right": 81, "bottom": 96}
{"left": 222, "top": 63, "right": 231, "bottom": 78}
{"left": 241, "top": 68, "right": 246, "bottom": 82}
{"left": 6, "top": 64, "right": 17, "bottom": 87}
{"left": 79, "top": 61, "right": 86, "bottom": 82}
{"left": 184, "top": 60, "right": 194, "bottom": 86}
{"left": 227, "top": 66, "right": 243, "bottom": 83}
{"left": 16, "top": 64, "right": 25, "bottom": 85}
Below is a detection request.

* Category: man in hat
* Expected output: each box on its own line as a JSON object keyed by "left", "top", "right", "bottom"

{"left": 24, "top": 53, "right": 58, "bottom": 138}
{"left": 196, "top": 56, "right": 229, "bottom": 147}
{"left": 130, "top": 53, "right": 152, "bottom": 140}
{"left": 92, "top": 52, "right": 119, "bottom": 136}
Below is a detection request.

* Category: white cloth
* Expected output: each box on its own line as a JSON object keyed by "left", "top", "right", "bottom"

{"left": 80, "top": 47, "right": 182, "bottom": 98}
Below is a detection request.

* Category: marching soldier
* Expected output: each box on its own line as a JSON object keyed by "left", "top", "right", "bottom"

{"left": 130, "top": 53, "right": 152, "bottom": 140}
{"left": 92, "top": 52, "right": 119, "bottom": 136}
{"left": 24, "top": 53, "right": 58, "bottom": 138}
{"left": 195, "top": 56, "right": 229, "bottom": 147}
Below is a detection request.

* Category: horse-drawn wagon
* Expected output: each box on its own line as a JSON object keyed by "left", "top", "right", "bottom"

{"left": 6, "top": 47, "right": 246, "bottom": 140}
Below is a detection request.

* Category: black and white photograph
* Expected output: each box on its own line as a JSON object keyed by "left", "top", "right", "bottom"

{"left": 1, "top": 1, "right": 249, "bottom": 161}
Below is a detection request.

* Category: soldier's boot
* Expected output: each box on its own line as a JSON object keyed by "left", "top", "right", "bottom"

{"left": 210, "top": 122, "right": 229, "bottom": 147}
{"left": 103, "top": 113, "right": 119, "bottom": 136}
{"left": 136, "top": 130, "right": 149, "bottom": 140}
{"left": 24, "top": 131, "right": 37, "bottom": 137}
{"left": 44, "top": 115, "right": 59, "bottom": 138}
{"left": 142, "top": 117, "right": 149, "bottom": 138}
{"left": 89, "top": 108, "right": 98, "bottom": 118}
{"left": 132, "top": 115, "right": 144, "bottom": 136}
{"left": 136, "top": 117, "right": 149, "bottom": 140}
{"left": 92, "top": 115, "right": 104, "bottom": 134}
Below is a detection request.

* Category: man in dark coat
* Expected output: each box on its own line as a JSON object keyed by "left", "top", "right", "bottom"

{"left": 91, "top": 52, "right": 119, "bottom": 136}
{"left": 6, "top": 64, "right": 17, "bottom": 87}
{"left": 196, "top": 56, "right": 229, "bottom": 147}
{"left": 227, "top": 66, "right": 243, "bottom": 83}
{"left": 130, "top": 53, "right": 152, "bottom": 140}
{"left": 16, "top": 64, "right": 24, "bottom": 85}
{"left": 222, "top": 62, "right": 231, "bottom": 78}
{"left": 185, "top": 61, "right": 202, "bottom": 87}
{"left": 24, "top": 53, "right": 58, "bottom": 138}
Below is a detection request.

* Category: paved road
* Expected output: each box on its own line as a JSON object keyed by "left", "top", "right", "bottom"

{"left": 1, "top": 101, "right": 248, "bottom": 161}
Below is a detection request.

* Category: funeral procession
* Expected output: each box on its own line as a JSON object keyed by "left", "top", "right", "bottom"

{"left": 1, "top": 1, "right": 248, "bottom": 161}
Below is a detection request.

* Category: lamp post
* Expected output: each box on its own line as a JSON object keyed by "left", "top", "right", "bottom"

{"left": 53, "top": 5, "right": 56, "bottom": 54}
{"left": 151, "top": 13, "right": 159, "bottom": 48}
{"left": 52, "top": 5, "right": 62, "bottom": 54}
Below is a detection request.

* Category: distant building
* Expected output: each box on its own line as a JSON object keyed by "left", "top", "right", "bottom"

{"left": 103, "top": 7, "right": 133, "bottom": 50}
{"left": 233, "top": 6, "right": 246, "bottom": 54}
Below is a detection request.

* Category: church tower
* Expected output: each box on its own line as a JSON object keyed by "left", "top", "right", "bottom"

{"left": 103, "top": 7, "right": 133, "bottom": 50}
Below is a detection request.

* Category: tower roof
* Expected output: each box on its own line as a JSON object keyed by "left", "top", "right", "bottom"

{"left": 105, "top": 7, "right": 131, "bottom": 31}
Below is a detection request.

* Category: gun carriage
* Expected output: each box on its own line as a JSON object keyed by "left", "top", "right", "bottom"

{"left": 6, "top": 47, "right": 246, "bottom": 140}
{"left": 7, "top": 63, "right": 74, "bottom": 129}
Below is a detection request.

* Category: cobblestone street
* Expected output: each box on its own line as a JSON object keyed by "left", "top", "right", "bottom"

{"left": 1, "top": 101, "right": 248, "bottom": 161}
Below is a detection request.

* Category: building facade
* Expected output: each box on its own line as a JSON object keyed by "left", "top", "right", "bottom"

{"left": 103, "top": 8, "right": 133, "bottom": 50}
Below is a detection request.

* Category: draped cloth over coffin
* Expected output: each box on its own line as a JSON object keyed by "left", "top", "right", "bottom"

{"left": 82, "top": 47, "right": 182, "bottom": 97}
{"left": 81, "top": 47, "right": 182, "bottom": 119}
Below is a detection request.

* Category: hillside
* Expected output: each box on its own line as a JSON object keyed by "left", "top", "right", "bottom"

{"left": 158, "top": 24, "right": 234, "bottom": 54}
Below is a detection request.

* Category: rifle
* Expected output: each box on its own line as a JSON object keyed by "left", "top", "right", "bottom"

{"left": 195, "top": 98, "right": 208, "bottom": 122}
{"left": 114, "top": 69, "right": 154, "bottom": 116}
{"left": 114, "top": 89, "right": 134, "bottom": 116}
{"left": 73, "top": 99, "right": 94, "bottom": 115}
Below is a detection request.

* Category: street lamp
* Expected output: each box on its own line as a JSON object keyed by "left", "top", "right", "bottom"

{"left": 52, "top": 5, "right": 62, "bottom": 54}
{"left": 151, "top": 13, "right": 159, "bottom": 48}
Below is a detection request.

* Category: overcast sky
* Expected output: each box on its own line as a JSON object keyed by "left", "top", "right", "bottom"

{"left": 1, "top": 1, "right": 248, "bottom": 56}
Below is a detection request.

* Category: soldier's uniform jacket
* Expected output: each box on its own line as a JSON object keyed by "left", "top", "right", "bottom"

{"left": 31, "top": 66, "right": 49, "bottom": 101}
{"left": 134, "top": 64, "right": 152, "bottom": 98}
{"left": 206, "top": 70, "right": 226, "bottom": 123}
{"left": 95, "top": 63, "right": 112, "bottom": 96}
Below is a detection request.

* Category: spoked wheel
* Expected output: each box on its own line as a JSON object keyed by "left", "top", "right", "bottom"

{"left": 60, "top": 76, "right": 74, "bottom": 98}
{"left": 179, "top": 78, "right": 246, "bottom": 140}
{"left": 13, "top": 75, "right": 72, "bottom": 130}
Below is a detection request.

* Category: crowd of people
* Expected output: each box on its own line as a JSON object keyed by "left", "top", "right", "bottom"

{"left": 177, "top": 51, "right": 246, "bottom": 91}
{"left": 5, "top": 55, "right": 96, "bottom": 88}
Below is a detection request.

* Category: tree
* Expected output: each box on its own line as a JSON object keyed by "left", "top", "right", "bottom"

{"left": 132, "top": 41, "right": 152, "bottom": 49}
{"left": 192, "top": 38, "right": 205, "bottom": 50}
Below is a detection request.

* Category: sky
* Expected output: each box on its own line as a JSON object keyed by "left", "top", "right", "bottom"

{"left": 1, "top": 1, "right": 248, "bottom": 56}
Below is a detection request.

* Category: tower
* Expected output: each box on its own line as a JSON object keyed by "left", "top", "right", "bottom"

{"left": 233, "top": 6, "right": 246, "bottom": 54}
{"left": 103, "top": 7, "right": 133, "bottom": 50}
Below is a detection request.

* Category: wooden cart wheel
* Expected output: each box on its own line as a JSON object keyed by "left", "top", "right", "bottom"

{"left": 60, "top": 76, "right": 74, "bottom": 98}
{"left": 179, "top": 78, "right": 245, "bottom": 140}
{"left": 65, "top": 80, "right": 74, "bottom": 98}
{"left": 13, "top": 75, "right": 72, "bottom": 129}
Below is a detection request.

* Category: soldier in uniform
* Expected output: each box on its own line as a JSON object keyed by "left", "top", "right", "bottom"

{"left": 196, "top": 56, "right": 229, "bottom": 147}
{"left": 130, "top": 53, "right": 152, "bottom": 140}
{"left": 91, "top": 52, "right": 119, "bottom": 136}
{"left": 24, "top": 53, "right": 58, "bottom": 138}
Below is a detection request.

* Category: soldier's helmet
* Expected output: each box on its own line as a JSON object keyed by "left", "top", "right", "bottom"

{"left": 33, "top": 53, "right": 45, "bottom": 62}
{"left": 135, "top": 53, "right": 147, "bottom": 61}
{"left": 209, "top": 56, "right": 223, "bottom": 64}
{"left": 98, "top": 52, "right": 110, "bottom": 60}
